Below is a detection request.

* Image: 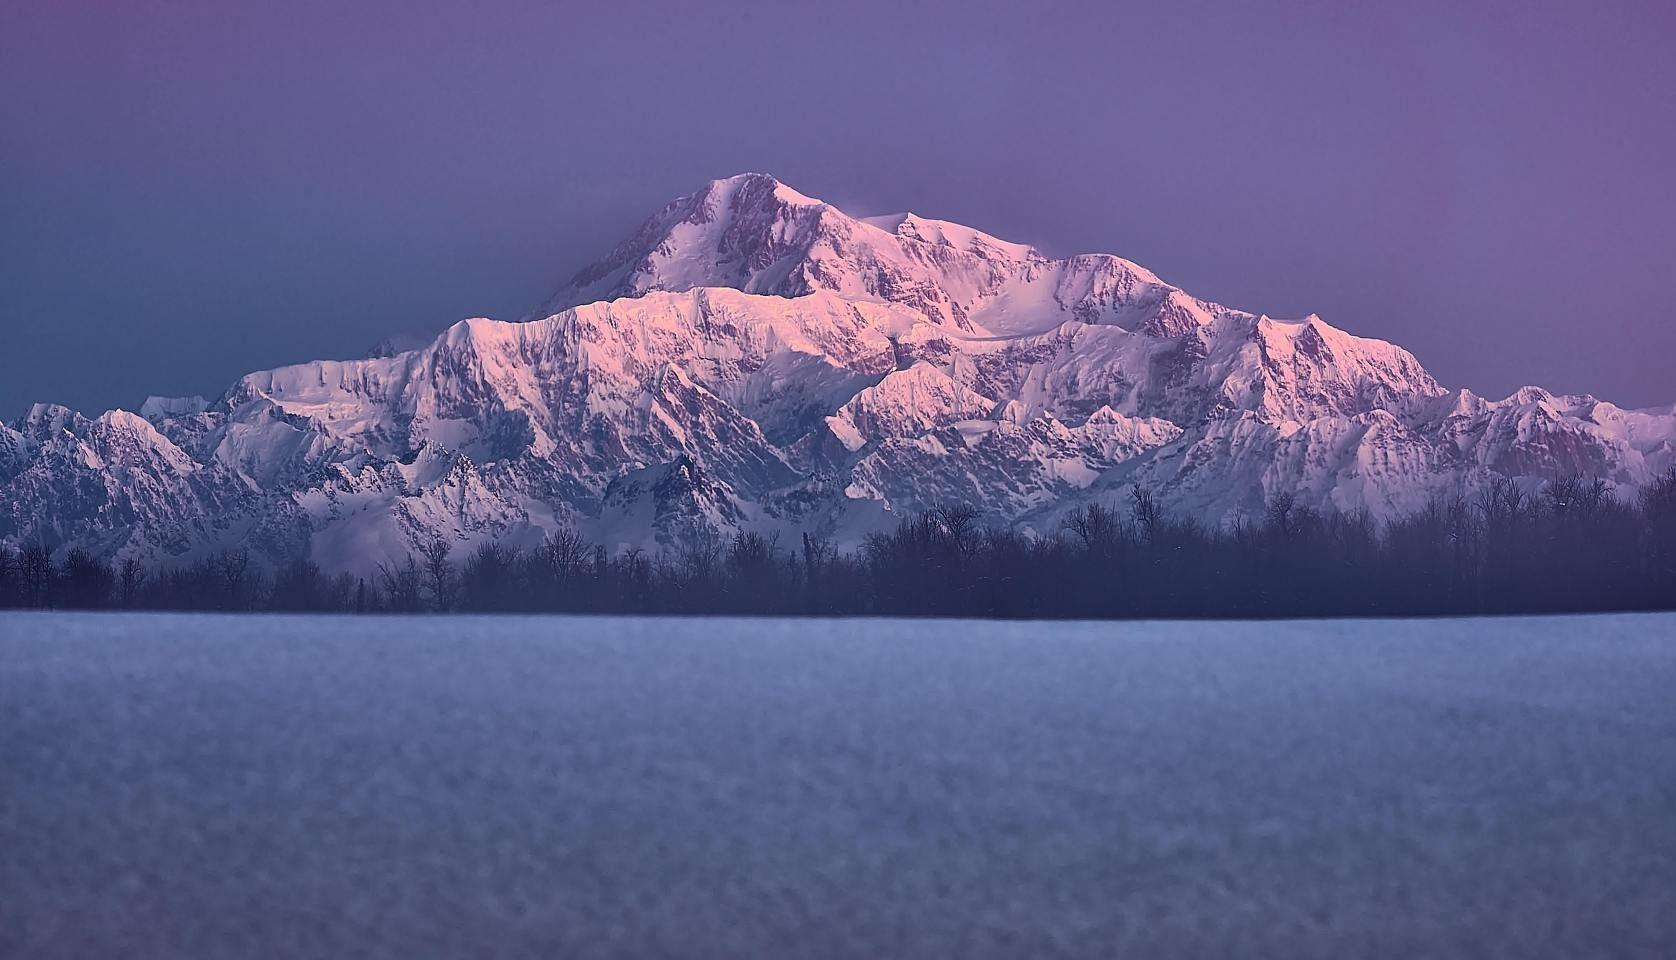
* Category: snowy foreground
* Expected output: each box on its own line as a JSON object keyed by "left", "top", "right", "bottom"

{"left": 3, "top": 613, "right": 1674, "bottom": 959}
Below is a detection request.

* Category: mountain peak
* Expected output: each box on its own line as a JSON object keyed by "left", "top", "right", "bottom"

{"left": 8, "top": 176, "right": 1672, "bottom": 572}
{"left": 139, "top": 395, "right": 209, "bottom": 421}
{"left": 858, "top": 211, "right": 1038, "bottom": 260}
{"left": 537, "top": 174, "right": 1184, "bottom": 336}
{"left": 705, "top": 172, "right": 823, "bottom": 208}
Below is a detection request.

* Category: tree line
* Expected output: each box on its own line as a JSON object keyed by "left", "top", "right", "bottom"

{"left": 2, "top": 470, "right": 1672, "bottom": 618}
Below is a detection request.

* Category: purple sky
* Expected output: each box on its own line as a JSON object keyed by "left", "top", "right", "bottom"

{"left": 3, "top": 0, "right": 1672, "bottom": 415}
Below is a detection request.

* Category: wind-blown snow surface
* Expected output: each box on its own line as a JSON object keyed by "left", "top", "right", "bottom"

{"left": 4, "top": 173, "right": 1673, "bottom": 571}
{"left": 2, "top": 612, "right": 1673, "bottom": 958}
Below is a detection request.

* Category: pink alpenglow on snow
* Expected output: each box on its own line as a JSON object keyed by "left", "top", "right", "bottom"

{"left": 2, "top": 175, "right": 1672, "bottom": 572}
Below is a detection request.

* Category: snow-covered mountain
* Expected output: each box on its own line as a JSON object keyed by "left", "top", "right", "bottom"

{"left": 5, "top": 174, "right": 1673, "bottom": 571}
{"left": 538, "top": 172, "right": 1215, "bottom": 339}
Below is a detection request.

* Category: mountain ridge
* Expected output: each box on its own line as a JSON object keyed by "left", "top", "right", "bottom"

{"left": 4, "top": 174, "right": 1671, "bottom": 571}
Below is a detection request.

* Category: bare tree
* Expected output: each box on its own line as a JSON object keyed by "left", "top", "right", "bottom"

{"left": 1130, "top": 486, "right": 1161, "bottom": 544}
{"left": 1063, "top": 502, "right": 1118, "bottom": 555}
{"left": 1641, "top": 466, "right": 1676, "bottom": 519}
{"left": 1476, "top": 477, "right": 1529, "bottom": 531}
{"left": 1264, "top": 491, "right": 1299, "bottom": 539}
{"left": 675, "top": 526, "right": 725, "bottom": 587}
{"left": 0, "top": 544, "right": 17, "bottom": 607}
{"left": 419, "top": 537, "right": 455, "bottom": 612}
{"left": 727, "top": 531, "right": 778, "bottom": 574}
{"left": 616, "top": 547, "right": 653, "bottom": 609}
{"left": 460, "top": 542, "right": 517, "bottom": 611}
{"left": 13, "top": 479, "right": 1676, "bottom": 618}
{"left": 377, "top": 555, "right": 426, "bottom": 613}
{"left": 800, "top": 531, "right": 833, "bottom": 577}
{"left": 1545, "top": 474, "right": 1611, "bottom": 520}
{"left": 538, "top": 527, "right": 590, "bottom": 593}
{"left": 270, "top": 557, "right": 331, "bottom": 612}
{"left": 20, "top": 542, "right": 53, "bottom": 609}
{"left": 59, "top": 547, "right": 112, "bottom": 609}
{"left": 935, "top": 503, "right": 980, "bottom": 557}
{"left": 118, "top": 555, "right": 147, "bottom": 609}
{"left": 219, "top": 549, "right": 251, "bottom": 610}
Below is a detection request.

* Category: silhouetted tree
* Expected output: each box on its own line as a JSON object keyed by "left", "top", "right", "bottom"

{"left": 0, "top": 544, "right": 17, "bottom": 609}
{"left": 378, "top": 555, "right": 426, "bottom": 613}
{"left": 118, "top": 555, "right": 147, "bottom": 609}
{"left": 219, "top": 549, "right": 252, "bottom": 611}
{"left": 1063, "top": 502, "right": 1119, "bottom": 558}
{"left": 19, "top": 543, "right": 53, "bottom": 609}
{"left": 420, "top": 537, "right": 455, "bottom": 612}
{"left": 460, "top": 542, "right": 518, "bottom": 612}
{"left": 59, "top": 547, "right": 113, "bottom": 609}
{"left": 722, "top": 531, "right": 782, "bottom": 612}
{"left": 268, "top": 557, "right": 347, "bottom": 612}
{"left": 1131, "top": 486, "right": 1161, "bottom": 544}
{"left": 534, "top": 527, "right": 590, "bottom": 607}
{"left": 26, "top": 473, "right": 1676, "bottom": 617}
{"left": 1641, "top": 467, "right": 1676, "bottom": 608}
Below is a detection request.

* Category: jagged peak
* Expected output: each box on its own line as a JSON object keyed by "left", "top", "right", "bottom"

{"left": 1082, "top": 405, "right": 1128, "bottom": 426}
{"left": 12, "top": 173, "right": 1674, "bottom": 570}
{"left": 439, "top": 316, "right": 507, "bottom": 347}
{"left": 95, "top": 408, "right": 158, "bottom": 433}
{"left": 859, "top": 211, "right": 1037, "bottom": 260}
{"left": 16, "top": 402, "right": 85, "bottom": 438}
{"left": 1507, "top": 385, "right": 1556, "bottom": 406}
{"left": 1255, "top": 312, "right": 1331, "bottom": 335}
{"left": 362, "top": 332, "right": 434, "bottom": 360}
{"left": 139, "top": 395, "right": 209, "bottom": 422}
{"left": 20, "top": 401, "right": 76, "bottom": 422}
{"left": 703, "top": 171, "right": 822, "bottom": 208}
{"left": 1437, "top": 388, "right": 1487, "bottom": 419}
{"left": 666, "top": 173, "right": 828, "bottom": 231}
{"left": 1255, "top": 311, "right": 1428, "bottom": 365}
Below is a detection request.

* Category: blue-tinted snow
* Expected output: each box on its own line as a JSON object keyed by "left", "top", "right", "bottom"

{"left": 3, "top": 612, "right": 1674, "bottom": 958}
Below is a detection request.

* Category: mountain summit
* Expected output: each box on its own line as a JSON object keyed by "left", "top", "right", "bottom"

{"left": 4, "top": 175, "right": 1672, "bottom": 570}
{"left": 538, "top": 172, "right": 1187, "bottom": 337}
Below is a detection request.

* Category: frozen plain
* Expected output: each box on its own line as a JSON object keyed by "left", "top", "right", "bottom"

{"left": 2, "top": 611, "right": 1674, "bottom": 959}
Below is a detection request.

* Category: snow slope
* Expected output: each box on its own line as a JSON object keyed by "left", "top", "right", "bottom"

{"left": 5, "top": 611, "right": 1674, "bottom": 958}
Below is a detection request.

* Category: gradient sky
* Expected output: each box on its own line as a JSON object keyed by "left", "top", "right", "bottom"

{"left": 2, "top": 0, "right": 1672, "bottom": 416}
